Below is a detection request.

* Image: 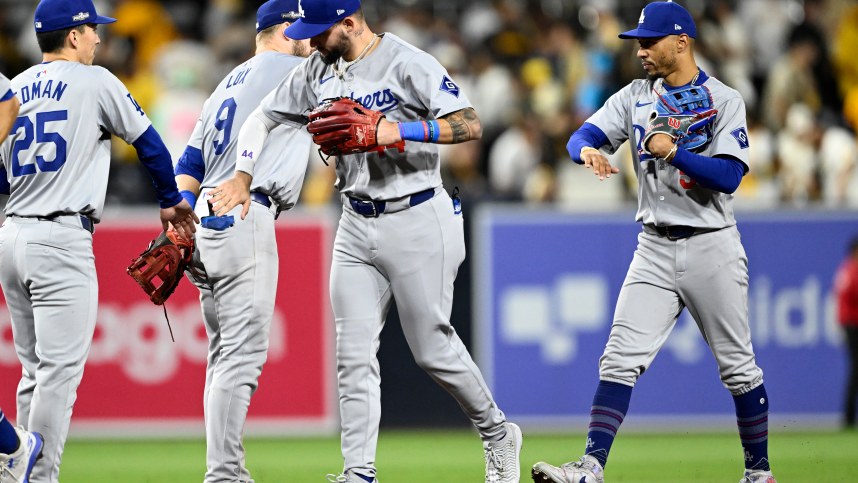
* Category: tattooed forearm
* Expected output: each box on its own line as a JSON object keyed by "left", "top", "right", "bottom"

{"left": 447, "top": 113, "right": 471, "bottom": 142}
{"left": 441, "top": 108, "right": 481, "bottom": 143}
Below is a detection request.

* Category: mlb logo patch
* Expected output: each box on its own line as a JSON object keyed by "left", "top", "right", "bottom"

{"left": 439, "top": 75, "right": 460, "bottom": 98}
{"left": 731, "top": 127, "right": 750, "bottom": 149}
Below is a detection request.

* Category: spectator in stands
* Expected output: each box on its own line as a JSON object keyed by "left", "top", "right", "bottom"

{"left": 834, "top": 237, "right": 858, "bottom": 429}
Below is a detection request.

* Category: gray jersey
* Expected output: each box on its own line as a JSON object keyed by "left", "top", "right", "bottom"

{"left": 260, "top": 33, "right": 471, "bottom": 199}
{"left": 187, "top": 51, "right": 310, "bottom": 211}
{"left": 587, "top": 75, "right": 750, "bottom": 229}
{"left": 1, "top": 62, "right": 151, "bottom": 221}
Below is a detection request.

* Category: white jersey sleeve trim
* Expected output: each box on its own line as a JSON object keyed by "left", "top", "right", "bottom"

{"left": 234, "top": 106, "right": 279, "bottom": 175}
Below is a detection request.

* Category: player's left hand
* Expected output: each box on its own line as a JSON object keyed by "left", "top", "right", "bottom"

{"left": 581, "top": 147, "right": 620, "bottom": 181}
{"left": 209, "top": 172, "right": 252, "bottom": 219}
{"left": 161, "top": 199, "right": 199, "bottom": 238}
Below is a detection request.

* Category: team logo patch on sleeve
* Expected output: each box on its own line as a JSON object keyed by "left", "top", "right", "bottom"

{"left": 731, "top": 127, "right": 750, "bottom": 149}
{"left": 439, "top": 75, "right": 460, "bottom": 98}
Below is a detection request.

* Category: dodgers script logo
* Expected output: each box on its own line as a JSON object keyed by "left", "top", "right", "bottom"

{"left": 349, "top": 88, "right": 400, "bottom": 113}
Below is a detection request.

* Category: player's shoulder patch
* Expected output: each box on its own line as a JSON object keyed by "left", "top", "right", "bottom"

{"left": 439, "top": 75, "right": 460, "bottom": 98}
{"left": 731, "top": 127, "right": 750, "bottom": 149}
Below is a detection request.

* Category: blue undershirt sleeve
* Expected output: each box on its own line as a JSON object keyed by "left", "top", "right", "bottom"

{"left": 0, "top": 166, "right": 9, "bottom": 195}
{"left": 566, "top": 122, "right": 610, "bottom": 164}
{"left": 670, "top": 149, "right": 746, "bottom": 194}
{"left": 132, "top": 125, "right": 183, "bottom": 208}
{"left": 175, "top": 146, "right": 205, "bottom": 182}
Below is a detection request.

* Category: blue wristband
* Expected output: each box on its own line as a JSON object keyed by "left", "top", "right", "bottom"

{"left": 398, "top": 121, "right": 427, "bottom": 142}
{"left": 179, "top": 189, "right": 197, "bottom": 208}
{"left": 427, "top": 120, "right": 440, "bottom": 142}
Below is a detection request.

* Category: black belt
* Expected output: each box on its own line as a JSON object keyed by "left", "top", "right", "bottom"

{"left": 649, "top": 224, "right": 697, "bottom": 240}
{"left": 250, "top": 191, "right": 271, "bottom": 208}
{"left": 348, "top": 188, "right": 435, "bottom": 218}
{"left": 33, "top": 214, "right": 95, "bottom": 234}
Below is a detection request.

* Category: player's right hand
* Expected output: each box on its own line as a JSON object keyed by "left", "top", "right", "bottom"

{"left": 210, "top": 172, "right": 252, "bottom": 219}
{"left": 581, "top": 147, "right": 620, "bottom": 181}
{"left": 161, "top": 200, "right": 199, "bottom": 238}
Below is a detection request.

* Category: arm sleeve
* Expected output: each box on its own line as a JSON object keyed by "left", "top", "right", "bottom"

{"left": 175, "top": 116, "right": 205, "bottom": 181}
{"left": 132, "top": 126, "right": 183, "bottom": 208}
{"left": 234, "top": 106, "right": 279, "bottom": 175}
{"left": 175, "top": 146, "right": 205, "bottom": 182}
{"left": 670, "top": 150, "right": 745, "bottom": 193}
{"left": 566, "top": 122, "right": 611, "bottom": 164}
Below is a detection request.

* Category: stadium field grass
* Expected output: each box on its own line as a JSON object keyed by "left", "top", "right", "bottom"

{"left": 57, "top": 429, "right": 857, "bottom": 482}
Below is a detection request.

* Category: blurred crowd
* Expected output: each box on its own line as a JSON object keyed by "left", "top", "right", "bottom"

{"left": 1, "top": 0, "right": 857, "bottom": 210}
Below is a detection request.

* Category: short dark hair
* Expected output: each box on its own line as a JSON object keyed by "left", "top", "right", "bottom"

{"left": 36, "top": 24, "right": 86, "bottom": 54}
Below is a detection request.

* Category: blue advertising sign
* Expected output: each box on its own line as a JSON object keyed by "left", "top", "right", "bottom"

{"left": 474, "top": 208, "right": 858, "bottom": 423}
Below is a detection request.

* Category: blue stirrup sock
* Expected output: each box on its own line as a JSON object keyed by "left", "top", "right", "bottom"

{"left": 585, "top": 380, "right": 633, "bottom": 468}
{"left": 734, "top": 384, "right": 771, "bottom": 471}
{"left": 0, "top": 410, "right": 20, "bottom": 454}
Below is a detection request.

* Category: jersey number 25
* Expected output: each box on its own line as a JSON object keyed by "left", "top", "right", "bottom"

{"left": 11, "top": 110, "right": 68, "bottom": 177}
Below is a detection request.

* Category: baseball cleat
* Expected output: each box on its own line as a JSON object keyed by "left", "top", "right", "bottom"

{"left": 484, "top": 422, "right": 522, "bottom": 482}
{"left": 531, "top": 455, "right": 604, "bottom": 483}
{"left": 740, "top": 469, "right": 776, "bottom": 483}
{"left": 325, "top": 470, "right": 378, "bottom": 482}
{"left": 0, "top": 426, "right": 44, "bottom": 483}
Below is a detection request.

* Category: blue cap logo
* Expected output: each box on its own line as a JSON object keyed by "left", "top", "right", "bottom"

{"left": 283, "top": 0, "right": 361, "bottom": 40}
{"left": 34, "top": 0, "right": 116, "bottom": 33}
{"left": 619, "top": 1, "right": 696, "bottom": 39}
{"left": 256, "top": 0, "right": 303, "bottom": 33}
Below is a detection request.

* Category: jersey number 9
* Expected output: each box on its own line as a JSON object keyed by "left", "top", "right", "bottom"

{"left": 213, "top": 98, "right": 237, "bottom": 156}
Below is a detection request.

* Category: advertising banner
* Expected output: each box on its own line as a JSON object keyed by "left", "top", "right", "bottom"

{"left": 475, "top": 208, "right": 857, "bottom": 424}
{"left": 0, "top": 214, "right": 335, "bottom": 435}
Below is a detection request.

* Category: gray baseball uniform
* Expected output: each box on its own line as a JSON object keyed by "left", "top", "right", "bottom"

{"left": 257, "top": 33, "right": 507, "bottom": 476}
{"left": 0, "top": 62, "right": 172, "bottom": 482}
{"left": 586, "top": 74, "right": 763, "bottom": 392}
{"left": 181, "top": 51, "right": 311, "bottom": 482}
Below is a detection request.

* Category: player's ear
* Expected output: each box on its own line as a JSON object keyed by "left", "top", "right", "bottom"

{"left": 676, "top": 34, "right": 691, "bottom": 54}
{"left": 340, "top": 16, "right": 358, "bottom": 35}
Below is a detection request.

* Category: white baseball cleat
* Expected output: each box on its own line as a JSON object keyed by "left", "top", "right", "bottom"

{"left": 531, "top": 455, "right": 604, "bottom": 483}
{"left": 740, "top": 469, "right": 776, "bottom": 483}
{"left": 326, "top": 470, "right": 378, "bottom": 482}
{"left": 0, "top": 426, "right": 44, "bottom": 483}
{"left": 484, "top": 422, "right": 523, "bottom": 482}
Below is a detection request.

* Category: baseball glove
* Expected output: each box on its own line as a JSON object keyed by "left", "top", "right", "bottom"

{"left": 126, "top": 228, "right": 194, "bottom": 305}
{"left": 307, "top": 97, "right": 385, "bottom": 156}
{"left": 643, "top": 84, "right": 717, "bottom": 155}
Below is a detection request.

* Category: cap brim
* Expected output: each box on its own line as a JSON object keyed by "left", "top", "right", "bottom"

{"left": 618, "top": 28, "right": 668, "bottom": 39}
{"left": 93, "top": 15, "right": 117, "bottom": 25}
{"left": 283, "top": 19, "right": 335, "bottom": 40}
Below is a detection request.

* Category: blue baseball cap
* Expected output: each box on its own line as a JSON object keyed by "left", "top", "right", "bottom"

{"left": 619, "top": 1, "right": 697, "bottom": 39}
{"left": 283, "top": 0, "right": 361, "bottom": 40}
{"left": 34, "top": 0, "right": 116, "bottom": 33}
{"left": 256, "top": 0, "right": 303, "bottom": 33}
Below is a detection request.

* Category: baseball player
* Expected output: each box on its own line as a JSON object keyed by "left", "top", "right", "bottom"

{"left": 209, "top": 1, "right": 522, "bottom": 481}
{"left": 0, "top": 1, "right": 197, "bottom": 481}
{"left": 531, "top": 2, "right": 775, "bottom": 483}
{"left": 173, "top": 1, "right": 312, "bottom": 481}
{"left": 0, "top": 71, "right": 45, "bottom": 483}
